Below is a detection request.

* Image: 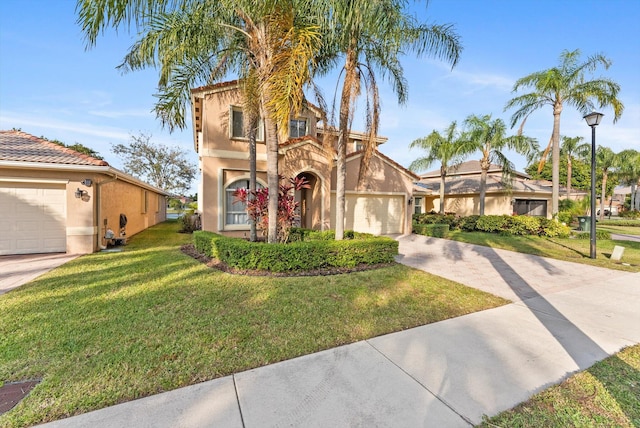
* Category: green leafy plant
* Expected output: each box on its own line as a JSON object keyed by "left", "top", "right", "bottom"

{"left": 193, "top": 231, "right": 398, "bottom": 272}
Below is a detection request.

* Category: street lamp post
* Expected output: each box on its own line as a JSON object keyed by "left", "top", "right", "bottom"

{"left": 583, "top": 111, "right": 604, "bottom": 259}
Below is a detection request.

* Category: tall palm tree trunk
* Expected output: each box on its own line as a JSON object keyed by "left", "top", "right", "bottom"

{"left": 335, "top": 48, "right": 358, "bottom": 241}
{"left": 262, "top": 106, "right": 280, "bottom": 243}
{"left": 439, "top": 166, "right": 446, "bottom": 214}
{"left": 551, "top": 105, "right": 562, "bottom": 217}
{"left": 566, "top": 155, "right": 572, "bottom": 200}
{"left": 249, "top": 132, "right": 257, "bottom": 242}
{"left": 479, "top": 167, "right": 488, "bottom": 215}
{"left": 600, "top": 172, "right": 608, "bottom": 221}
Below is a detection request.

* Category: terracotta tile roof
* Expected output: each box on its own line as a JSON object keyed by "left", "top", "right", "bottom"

{"left": 421, "top": 160, "right": 530, "bottom": 179}
{"left": 279, "top": 135, "right": 323, "bottom": 147}
{"left": 191, "top": 79, "right": 239, "bottom": 94}
{"left": 419, "top": 174, "right": 552, "bottom": 195}
{"left": 0, "top": 130, "right": 109, "bottom": 166}
{"left": 347, "top": 149, "right": 420, "bottom": 180}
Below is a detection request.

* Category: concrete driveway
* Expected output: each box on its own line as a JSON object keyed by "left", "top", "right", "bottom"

{"left": 0, "top": 253, "right": 78, "bottom": 295}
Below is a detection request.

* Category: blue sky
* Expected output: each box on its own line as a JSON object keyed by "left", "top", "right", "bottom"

{"left": 1, "top": 0, "right": 639, "bottom": 193}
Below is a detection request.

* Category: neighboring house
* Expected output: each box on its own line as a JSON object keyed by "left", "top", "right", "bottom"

{"left": 417, "top": 160, "right": 554, "bottom": 217}
{"left": 190, "top": 80, "right": 419, "bottom": 236}
{"left": 0, "top": 130, "right": 168, "bottom": 255}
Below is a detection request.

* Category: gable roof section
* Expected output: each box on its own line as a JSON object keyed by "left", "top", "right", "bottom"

{"left": 347, "top": 149, "right": 420, "bottom": 181}
{"left": 0, "top": 130, "right": 109, "bottom": 166}
{"left": 421, "top": 160, "right": 530, "bottom": 179}
{"left": 0, "top": 130, "right": 170, "bottom": 196}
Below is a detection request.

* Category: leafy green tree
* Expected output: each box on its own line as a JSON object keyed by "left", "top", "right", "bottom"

{"left": 49, "top": 139, "right": 103, "bottom": 160}
{"left": 77, "top": 0, "right": 322, "bottom": 243}
{"left": 525, "top": 155, "right": 591, "bottom": 192}
{"left": 321, "top": 0, "right": 461, "bottom": 239}
{"left": 112, "top": 133, "right": 196, "bottom": 194}
{"left": 560, "top": 136, "right": 590, "bottom": 199}
{"left": 505, "top": 49, "right": 624, "bottom": 217}
{"left": 618, "top": 149, "right": 640, "bottom": 211}
{"left": 409, "top": 121, "right": 472, "bottom": 213}
{"left": 464, "top": 114, "right": 538, "bottom": 216}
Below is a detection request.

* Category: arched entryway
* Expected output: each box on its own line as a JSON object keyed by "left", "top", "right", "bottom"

{"left": 295, "top": 172, "right": 320, "bottom": 229}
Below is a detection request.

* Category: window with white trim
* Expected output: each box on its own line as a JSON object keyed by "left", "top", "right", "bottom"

{"left": 289, "top": 118, "right": 307, "bottom": 138}
{"left": 225, "top": 179, "right": 264, "bottom": 226}
{"left": 230, "top": 106, "right": 264, "bottom": 140}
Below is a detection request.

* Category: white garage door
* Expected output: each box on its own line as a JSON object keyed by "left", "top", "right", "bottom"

{"left": 344, "top": 194, "right": 405, "bottom": 235}
{"left": 0, "top": 183, "right": 67, "bottom": 255}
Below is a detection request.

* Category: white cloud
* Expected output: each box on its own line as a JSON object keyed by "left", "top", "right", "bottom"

{"left": 88, "top": 108, "right": 154, "bottom": 119}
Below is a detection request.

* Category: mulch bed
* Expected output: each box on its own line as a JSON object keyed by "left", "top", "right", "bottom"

{"left": 0, "top": 380, "right": 40, "bottom": 415}
{"left": 180, "top": 244, "right": 395, "bottom": 277}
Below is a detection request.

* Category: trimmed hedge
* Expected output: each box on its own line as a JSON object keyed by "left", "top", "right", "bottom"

{"left": 411, "top": 214, "right": 571, "bottom": 238}
{"left": 413, "top": 223, "right": 449, "bottom": 238}
{"left": 193, "top": 230, "right": 398, "bottom": 272}
{"left": 597, "top": 219, "right": 640, "bottom": 227}
{"left": 574, "top": 230, "right": 612, "bottom": 240}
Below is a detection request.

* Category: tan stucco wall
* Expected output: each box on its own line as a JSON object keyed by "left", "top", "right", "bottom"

{"left": 98, "top": 179, "right": 166, "bottom": 247}
{"left": 199, "top": 156, "right": 268, "bottom": 233}
{"left": 0, "top": 167, "right": 166, "bottom": 254}
{"left": 427, "top": 192, "right": 552, "bottom": 218}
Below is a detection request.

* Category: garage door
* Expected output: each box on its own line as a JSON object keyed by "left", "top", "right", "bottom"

{"left": 343, "top": 194, "right": 405, "bottom": 234}
{"left": 0, "top": 183, "right": 67, "bottom": 255}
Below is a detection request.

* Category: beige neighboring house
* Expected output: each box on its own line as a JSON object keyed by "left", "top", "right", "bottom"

{"left": 417, "top": 160, "right": 554, "bottom": 217}
{"left": 0, "top": 130, "right": 168, "bottom": 255}
{"left": 190, "top": 80, "right": 419, "bottom": 236}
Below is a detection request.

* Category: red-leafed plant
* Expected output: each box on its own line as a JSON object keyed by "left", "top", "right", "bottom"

{"left": 233, "top": 176, "right": 310, "bottom": 243}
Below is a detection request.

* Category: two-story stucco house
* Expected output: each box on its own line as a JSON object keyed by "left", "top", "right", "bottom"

{"left": 190, "top": 80, "right": 420, "bottom": 236}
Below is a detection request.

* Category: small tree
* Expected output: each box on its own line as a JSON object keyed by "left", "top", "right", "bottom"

{"left": 112, "top": 133, "right": 196, "bottom": 194}
{"left": 49, "top": 139, "right": 103, "bottom": 160}
{"left": 233, "top": 176, "right": 310, "bottom": 243}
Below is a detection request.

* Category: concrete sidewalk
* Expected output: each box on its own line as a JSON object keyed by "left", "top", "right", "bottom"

{"left": 39, "top": 236, "right": 640, "bottom": 427}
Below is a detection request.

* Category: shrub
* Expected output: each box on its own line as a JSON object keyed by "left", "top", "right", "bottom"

{"left": 179, "top": 210, "right": 201, "bottom": 233}
{"left": 507, "top": 216, "right": 540, "bottom": 236}
{"left": 597, "top": 219, "right": 640, "bottom": 227}
{"left": 475, "top": 215, "right": 511, "bottom": 233}
{"left": 413, "top": 223, "right": 449, "bottom": 238}
{"left": 574, "top": 230, "right": 611, "bottom": 240}
{"left": 193, "top": 231, "right": 398, "bottom": 272}
{"left": 538, "top": 218, "right": 571, "bottom": 238}
{"left": 458, "top": 215, "right": 480, "bottom": 232}
{"left": 557, "top": 211, "right": 573, "bottom": 225}
{"left": 413, "top": 212, "right": 459, "bottom": 228}
{"left": 617, "top": 211, "right": 640, "bottom": 220}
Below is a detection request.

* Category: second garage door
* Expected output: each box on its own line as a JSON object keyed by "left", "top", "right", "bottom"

{"left": 0, "top": 182, "right": 67, "bottom": 255}
{"left": 341, "top": 194, "right": 405, "bottom": 235}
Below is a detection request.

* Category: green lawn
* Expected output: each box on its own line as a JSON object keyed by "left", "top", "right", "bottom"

{"left": 446, "top": 230, "right": 640, "bottom": 272}
{"left": 479, "top": 344, "right": 640, "bottom": 427}
{"left": 0, "top": 221, "right": 507, "bottom": 427}
{"left": 597, "top": 224, "right": 640, "bottom": 236}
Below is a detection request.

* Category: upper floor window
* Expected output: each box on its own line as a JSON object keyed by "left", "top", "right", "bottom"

{"left": 230, "top": 106, "right": 264, "bottom": 141}
{"left": 355, "top": 141, "right": 365, "bottom": 152}
{"left": 289, "top": 119, "right": 308, "bottom": 138}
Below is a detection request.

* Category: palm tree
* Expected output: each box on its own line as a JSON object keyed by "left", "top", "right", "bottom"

{"left": 617, "top": 149, "right": 640, "bottom": 212}
{"left": 505, "top": 49, "right": 624, "bottom": 217}
{"left": 595, "top": 146, "right": 618, "bottom": 220}
{"left": 322, "top": 0, "right": 461, "bottom": 239}
{"left": 560, "top": 136, "right": 590, "bottom": 200}
{"left": 464, "top": 114, "right": 538, "bottom": 216}
{"left": 409, "top": 121, "right": 472, "bottom": 213}
{"left": 77, "top": 0, "right": 322, "bottom": 243}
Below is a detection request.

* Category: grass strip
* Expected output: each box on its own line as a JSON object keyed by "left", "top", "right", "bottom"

{"left": 446, "top": 230, "right": 640, "bottom": 272}
{"left": 479, "top": 344, "right": 640, "bottom": 427}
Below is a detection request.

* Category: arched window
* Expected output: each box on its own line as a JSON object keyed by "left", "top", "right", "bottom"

{"left": 225, "top": 179, "right": 264, "bottom": 226}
